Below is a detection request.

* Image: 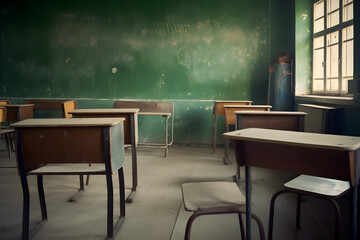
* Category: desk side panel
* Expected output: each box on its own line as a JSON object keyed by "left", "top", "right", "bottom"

{"left": 234, "top": 140, "right": 352, "bottom": 181}
{"left": 238, "top": 115, "right": 301, "bottom": 131}
{"left": 110, "top": 123, "right": 125, "bottom": 171}
{"left": 113, "top": 100, "right": 173, "bottom": 114}
{"left": 225, "top": 107, "right": 271, "bottom": 125}
{"left": 20, "top": 127, "right": 105, "bottom": 171}
{"left": 216, "top": 102, "right": 251, "bottom": 115}
{"left": 17, "top": 106, "right": 34, "bottom": 121}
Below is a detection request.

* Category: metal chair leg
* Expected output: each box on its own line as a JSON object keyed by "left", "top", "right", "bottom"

{"left": 296, "top": 194, "right": 302, "bottom": 229}
{"left": 268, "top": 189, "right": 289, "bottom": 240}
{"left": 238, "top": 213, "right": 246, "bottom": 240}
{"left": 37, "top": 175, "right": 47, "bottom": 220}
{"left": 329, "top": 199, "right": 342, "bottom": 240}
{"left": 184, "top": 212, "right": 202, "bottom": 240}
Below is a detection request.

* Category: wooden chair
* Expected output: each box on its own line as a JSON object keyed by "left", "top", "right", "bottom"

{"left": 113, "top": 100, "right": 174, "bottom": 157}
{"left": 12, "top": 118, "right": 126, "bottom": 240}
{"left": 212, "top": 100, "right": 252, "bottom": 153}
{"left": 223, "top": 105, "right": 272, "bottom": 164}
{"left": 268, "top": 175, "right": 350, "bottom": 240}
{"left": 0, "top": 106, "right": 14, "bottom": 157}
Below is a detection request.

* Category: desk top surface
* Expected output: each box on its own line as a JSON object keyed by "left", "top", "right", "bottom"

{"left": 0, "top": 104, "right": 34, "bottom": 108}
{"left": 11, "top": 118, "right": 124, "bottom": 128}
{"left": 70, "top": 108, "right": 139, "bottom": 114}
{"left": 223, "top": 128, "right": 360, "bottom": 151}
{"left": 235, "top": 111, "right": 307, "bottom": 116}
{"left": 214, "top": 100, "right": 253, "bottom": 103}
{"left": 26, "top": 99, "right": 75, "bottom": 103}
{"left": 224, "top": 105, "right": 272, "bottom": 108}
{"left": 138, "top": 112, "right": 172, "bottom": 116}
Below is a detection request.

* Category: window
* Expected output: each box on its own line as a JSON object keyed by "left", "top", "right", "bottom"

{"left": 312, "top": 0, "right": 354, "bottom": 95}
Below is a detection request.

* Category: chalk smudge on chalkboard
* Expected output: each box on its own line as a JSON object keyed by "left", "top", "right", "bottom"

{"left": 142, "top": 19, "right": 221, "bottom": 37}
{"left": 54, "top": 13, "right": 99, "bottom": 47}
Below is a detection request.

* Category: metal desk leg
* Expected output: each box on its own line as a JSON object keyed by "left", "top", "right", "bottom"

{"left": 352, "top": 150, "right": 359, "bottom": 240}
{"left": 245, "top": 165, "right": 252, "bottom": 240}
{"left": 165, "top": 115, "right": 169, "bottom": 157}
{"left": 212, "top": 105, "right": 218, "bottom": 153}
{"left": 126, "top": 114, "right": 137, "bottom": 203}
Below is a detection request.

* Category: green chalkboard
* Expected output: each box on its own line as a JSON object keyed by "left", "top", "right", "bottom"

{"left": 1, "top": 0, "right": 269, "bottom": 101}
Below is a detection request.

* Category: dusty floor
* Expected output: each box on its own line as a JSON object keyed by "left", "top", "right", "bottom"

{"left": 0, "top": 145, "right": 351, "bottom": 240}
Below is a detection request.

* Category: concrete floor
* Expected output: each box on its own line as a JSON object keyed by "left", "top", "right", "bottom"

{"left": 0, "top": 145, "right": 351, "bottom": 240}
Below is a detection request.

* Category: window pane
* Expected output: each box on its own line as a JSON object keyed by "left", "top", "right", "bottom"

{"left": 326, "top": 43, "right": 338, "bottom": 78}
{"left": 327, "top": 10, "right": 340, "bottom": 28}
{"left": 327, "top": 31, "right": 339, "bottom": 45}
{"left": 343, "top": 25, "right": 354, "bottom": 40}
{"left": 327, "top": 0, "right": 340, "bottom": 12}
{"left": 314, "top": 18, "right": 325, "bottom": 33}
{"left": 315, "top": 0, "right": 325, "bottom": 19}
{"left": 313, "top": 79, "right": 324, "bottom": 91}
{"left": 314, "top": 36, "right": 324, "bottom": 49}
{"left": 314, "top": 48, "right": 324, "bottom": 78}
{"left": 342, "top": 25, "right": 353, "bottom": 93}
{"left": 342, "top": 77, "right": 352, "bottom": 92}
{"left": 326, "top": 78, "right": 339, "bottom": 91}
{"left": 326, "top": 31, "right": 339, "bottom": 91}
{"left": 342, "top": 40, "right": 353, "bottom": 76}
{"left": 343, "top": 3, "right": 354, "bottom": 22}
{"left": 343, "top": 0, "right": 353, "bottom": 4}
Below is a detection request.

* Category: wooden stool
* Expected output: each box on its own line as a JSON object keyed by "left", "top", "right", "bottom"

{"left": 268, "top": 175, "right": 350, "bottom": 240}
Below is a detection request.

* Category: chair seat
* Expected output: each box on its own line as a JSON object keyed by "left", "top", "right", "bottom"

{"left": 284, "top": 175, "right": 350, "bottom": 197}
{"left": 1, "top": 128, "right": 14, "bottom": 134}
{"left": 28, "top": 164, "right": 106, "bottom": 175}
{"left": 182, "top": 182, "right": 246, "bottom": 212}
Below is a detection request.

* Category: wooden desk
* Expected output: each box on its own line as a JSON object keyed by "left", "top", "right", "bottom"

{"left": 212, "top": 100, "right": 252, "bottom": 153}
{"left": 0, "top": 104, "right": 34, "bottom": 122}
{"left": 223, "top": 105, "right": 272, "bottom": 164}
{"left": 25, "top": 99, "right": 76, "bottom": 118}
{"left": 224, "top": 128, "right": 360, "bottom": 240}
{"left": 113, "top": 100, "right": 174, "bottom": 157}
{"left": 12, "top": 118, "right": 126, "bottom": 240}
{"left": 231, "top": 111, "right": 307, "bottom": 181}
{"left": 70, "top": 108, "right": 139, "bottom": 202}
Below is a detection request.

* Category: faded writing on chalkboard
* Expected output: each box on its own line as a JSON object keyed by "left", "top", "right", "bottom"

{"left": 143, "top": 19, "right": 221, "bottom": 36}
{"left": 56, "top": 15, "right": 98, "bottom": 30}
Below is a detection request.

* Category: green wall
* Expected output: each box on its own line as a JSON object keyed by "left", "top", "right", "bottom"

{"left": 295, "top": 0, "right": 312, "bottom": 95}
{"left": 1, "top": 0, "right": 270, "bottom": 145}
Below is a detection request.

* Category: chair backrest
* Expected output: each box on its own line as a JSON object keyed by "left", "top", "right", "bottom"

{"left": 0, "top": 107, "right": 7, "bottom": 123}
{"left": 0, "top": 100, "right": 11, "bottom": 105}
{"left": 62, "top": 100, "right": 77, "bottom": 118}
{"left": 25, "top": 99, "right": 77, "bottom": 118}
{"left": 113, "top": 100, "right": 173, "bottom": 115}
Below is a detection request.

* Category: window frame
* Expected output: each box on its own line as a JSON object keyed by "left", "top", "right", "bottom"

{"left": 312, "top": 0, "right": 354, "bottom": 96}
